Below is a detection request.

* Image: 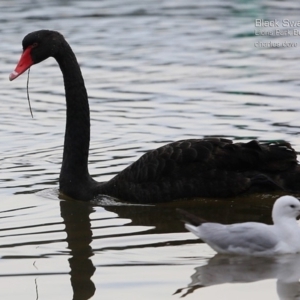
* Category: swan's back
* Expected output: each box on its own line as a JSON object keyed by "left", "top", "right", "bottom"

{"left": 99, "top": 138, "right": 297, "bottom": 203}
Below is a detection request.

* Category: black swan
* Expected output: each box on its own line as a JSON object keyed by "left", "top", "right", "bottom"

{"left": 9, "top": 30, "right": 300, "bottom": 203}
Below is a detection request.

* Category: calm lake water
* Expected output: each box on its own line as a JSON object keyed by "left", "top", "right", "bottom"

{"left": 1, "top": 0, "right": 300, "bottom": 299}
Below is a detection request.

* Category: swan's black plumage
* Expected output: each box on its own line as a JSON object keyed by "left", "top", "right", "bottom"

{"left": 10, "top": 30, "right": 300, "bottom": 203}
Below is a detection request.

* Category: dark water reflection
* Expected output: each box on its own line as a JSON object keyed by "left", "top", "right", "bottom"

{"left": 57, "top": 191, "right": 292, "bottom": 299}
{"left": 60, "top": 200, "right": 96, "bottom": 299}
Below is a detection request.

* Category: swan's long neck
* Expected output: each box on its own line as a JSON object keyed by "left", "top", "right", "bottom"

{"left": 55, "top": 41, "right": 94, "bottom": 198}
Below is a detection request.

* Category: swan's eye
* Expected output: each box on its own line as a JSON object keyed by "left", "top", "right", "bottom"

{"left": 32, "top": 42, "right": 38, "bottom": 48}
{"left": 290, "top": 205, "right": 296, "bottom": 208}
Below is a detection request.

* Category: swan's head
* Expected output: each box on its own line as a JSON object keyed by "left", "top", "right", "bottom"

{"left": 9, "top": 30, "right": 64, "bottom": 81}
{"left": 272, "top": 195, "right": 300, "bottom": 223}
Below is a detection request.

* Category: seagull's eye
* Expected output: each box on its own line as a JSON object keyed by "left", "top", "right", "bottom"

{"left": 290, "top": 205, "right": 296, "bottom": 208}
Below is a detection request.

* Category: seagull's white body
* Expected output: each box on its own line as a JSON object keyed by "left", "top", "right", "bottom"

{"left": 183, "top": 196, "right": 300, "bottom": 256}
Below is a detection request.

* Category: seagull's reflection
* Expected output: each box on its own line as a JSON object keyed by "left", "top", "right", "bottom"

{"left": 60, "top": 200, "right": 96, "bottom": 300}
{"left": 175, "top": 254, "right": 300, "bottom": 299}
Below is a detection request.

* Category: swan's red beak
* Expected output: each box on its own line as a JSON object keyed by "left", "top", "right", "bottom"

{"left": 9, "top": 47, "right": 34, "bottom": 81}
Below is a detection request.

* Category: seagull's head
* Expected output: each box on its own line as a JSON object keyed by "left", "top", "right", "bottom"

{"left": 272, "top": 195, "right": 300, "bottom": 222}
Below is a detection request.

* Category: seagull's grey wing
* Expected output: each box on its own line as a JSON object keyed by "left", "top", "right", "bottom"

{"left": 199, "top": 222, "right": 279, "bottom": 253}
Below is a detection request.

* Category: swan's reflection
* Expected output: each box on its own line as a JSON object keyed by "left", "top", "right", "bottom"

{"left": 57, "top": 193, "right": 300, "bottom": 299}
{"left": 175, "top": 254, "right": 300, "bottom": 299}
{"left": 60, "top": 200, "right": 96, "bottom": 300}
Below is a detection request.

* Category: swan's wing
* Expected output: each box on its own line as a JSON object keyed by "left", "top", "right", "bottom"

{"left": 121, "top": 139, "right": 295, "bottom": 180}
{"left": 195, "top": 222, "right": 279, "bottom": 254}
{"left": 106, "top": 138, "right": 297, "bottom": 202}
{"left": 131, "top": 139, "right": 295, "bottom": 177}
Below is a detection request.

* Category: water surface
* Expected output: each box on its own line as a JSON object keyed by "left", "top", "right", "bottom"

{"left": 1, "top": 0, "right": 300, "bottom": 299}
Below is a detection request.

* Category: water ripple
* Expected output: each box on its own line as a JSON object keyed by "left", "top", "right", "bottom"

{"left": 2, "top": 0, "right": 300, "bottom": 299}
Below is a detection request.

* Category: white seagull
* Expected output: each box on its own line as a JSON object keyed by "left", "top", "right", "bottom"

{"left": 178, "top": 195, "right": 300, "bottom": 256}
